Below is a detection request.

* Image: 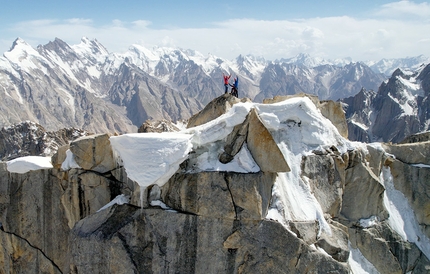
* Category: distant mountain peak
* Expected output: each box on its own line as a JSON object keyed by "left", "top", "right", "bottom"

{"left": 9, "top": 37, "right": 31, "bottom": 52}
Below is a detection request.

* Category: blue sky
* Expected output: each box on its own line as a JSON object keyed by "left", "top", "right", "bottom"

{"left": 1, "top": 0, "right": 430, "bottom": 61}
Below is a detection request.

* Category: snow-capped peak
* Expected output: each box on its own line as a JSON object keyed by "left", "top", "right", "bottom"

{"left": 8, "top": 37, "right": 31, "bottom": 52}
{"left": 71, "top": 37, "right": 109, "bottom": 63}
{"left": 3, "top": 37, "right": 46, "bottom": 72}
{"left": 277, "top": 53, "right": 329, "bottom": 68}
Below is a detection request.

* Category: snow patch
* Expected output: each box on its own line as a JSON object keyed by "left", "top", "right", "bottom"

{"left": 412, "top": 163, "right": 430, "bottom": 168}
{"left": 359, "top": 216, "right": 379, "bottom": 228}
{"left": 348, "top": 242, "right": 379, "bottom": 274}
{"left": 7, "top": 156, "right": 53, "bottom": 173}
{"left": 109, "top": 133, "right": 193, "bottom": 188}
{"left": 61, "top": 149, "right": 81, "bottom": 170}
{"left": 97, "top": 194, "right": 129, "bottom": 212}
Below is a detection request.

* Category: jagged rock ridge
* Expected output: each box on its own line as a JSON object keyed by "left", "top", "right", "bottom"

{"left": 0, "top": 121, "right": 90, "bottom": 161}
{"left": 342, "top": 63, "right": 430, "bottom": 143}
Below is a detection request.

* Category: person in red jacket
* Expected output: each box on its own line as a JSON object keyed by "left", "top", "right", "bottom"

{"left": 223, "top": 73, "right": 231, "bottom": 94}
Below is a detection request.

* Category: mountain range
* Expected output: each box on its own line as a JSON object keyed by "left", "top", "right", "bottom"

{"left": 1, "top": 37, "right": 428, "bottom": 135}
{"left": 342, "top": 64, "right": 430, "bottom": 143}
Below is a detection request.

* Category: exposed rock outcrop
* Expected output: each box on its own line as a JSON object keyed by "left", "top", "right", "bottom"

{"left": 187, "top": 93, "right": 250, "bottom": 128}
{"left": 1, "top": 94, "right": 429, "bottom": 273}
{"left": 219, "top": 107, "right": 290, "bottom": 172}
{"left": 138, "top": 119, "right": 181, "bottom": 133}
{"left": 69, "top": 133, "right": 116, "bottom": 173}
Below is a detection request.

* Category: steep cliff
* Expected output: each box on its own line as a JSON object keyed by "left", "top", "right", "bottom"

{"left": 1, "top": 94, "right": 429, "bottom": 273}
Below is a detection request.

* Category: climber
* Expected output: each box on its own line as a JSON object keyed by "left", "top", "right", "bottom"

{"left": 230, "top": 76, "right": 239, "bottom": 98}
{"left": 223, "top": 73, "right": 231, "bottom": 94}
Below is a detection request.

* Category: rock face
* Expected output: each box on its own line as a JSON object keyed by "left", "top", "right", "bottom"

{"left": 0, "top": 94, "right": 430, "bottom": 273}
{"left": 162, "top": 171, "right": 277, "bottom": 220}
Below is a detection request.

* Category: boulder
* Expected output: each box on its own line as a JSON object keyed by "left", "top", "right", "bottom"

{"left": 301, "top": 151, "right": 345, "bottom": 217}
{"left": 365, "top": 143, "right": 387, "bottom": 177}
{"left": 319, "top": 100, "right": 349, "bottom": 138}
{"left": 162, "top": 172, "right": 236, "bottom": 219}
{"left": 51, "top": 144, "right": 69, "bottom": 169}
{"left": 377, "top": 223, "right": 423, "bottom": 273}
{"left": 219, "top": 120, "right": 248, "bottom": 164}
{"left": 316, "top": 221, "right": 349, "bottom": 262}
{"left": 69, "top": 133, "right": 116, "bottom": 173}
{"left": 138, "top": 119, "right": 181, "bottom": 133}
{"left": 219, "top": 108, "right": 290, "bottom": 173}
{"left": 350, "top": 225, "right": 403, "bottom": 274}
{"left": 349, "top": 222, "right": 423, "bottom": 274}
{"left": 226, "top": 172, "right": 276, "bottom": 220}
{"left": 289, "top": 221, "right": 318, "bottom": 245}
{"left": 246, "top": 108, "right": 290, "bottom": 172}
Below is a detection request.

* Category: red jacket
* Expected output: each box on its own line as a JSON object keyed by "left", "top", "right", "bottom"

{"left": 223, "top": 74, "right": 231, "bottom": 84}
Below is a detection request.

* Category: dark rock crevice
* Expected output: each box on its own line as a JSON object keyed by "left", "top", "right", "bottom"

{"left": 1, "top": 229, "right": 63, "bottom": 273}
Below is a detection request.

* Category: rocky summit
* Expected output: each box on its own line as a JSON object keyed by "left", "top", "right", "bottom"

{"left": 0, "top": 93, "right": 430, "bottom": 273}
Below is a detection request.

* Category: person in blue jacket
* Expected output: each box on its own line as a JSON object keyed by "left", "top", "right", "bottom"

{"left": 230, "top": 76, "right": 239, "bottom": 97}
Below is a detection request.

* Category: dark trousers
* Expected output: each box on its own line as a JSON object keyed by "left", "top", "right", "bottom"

{"left": 231, "top": 87, "right": 238, "bottom": 97}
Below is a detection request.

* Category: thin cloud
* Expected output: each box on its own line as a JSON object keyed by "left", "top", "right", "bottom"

{"left": 65, "top": 18, "right": 93, "bottom": 25}
{"left": 2, "top": 1, "right": 429, "bottom": 61}
{"left": 374, "top": 0, "right": 430, "bottom": 19}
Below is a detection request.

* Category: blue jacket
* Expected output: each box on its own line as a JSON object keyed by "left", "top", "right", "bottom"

{"left": 233, "top": 77, "right": 239, "bottom": 88}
